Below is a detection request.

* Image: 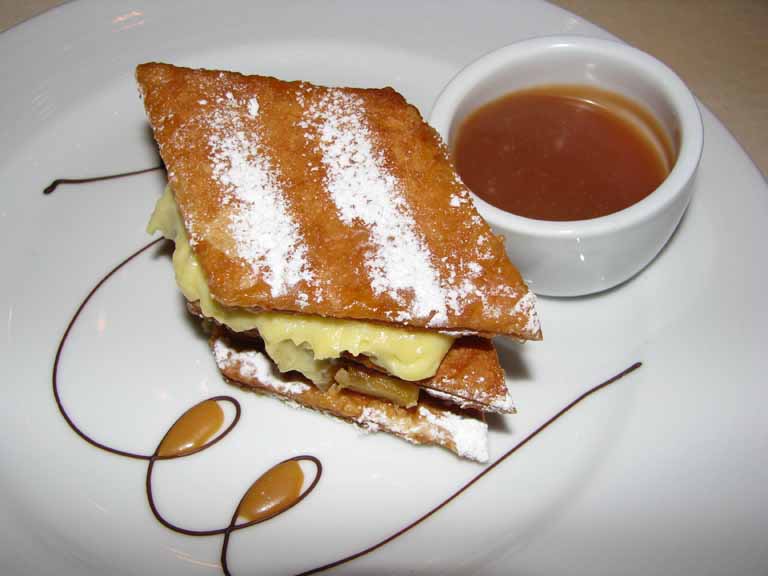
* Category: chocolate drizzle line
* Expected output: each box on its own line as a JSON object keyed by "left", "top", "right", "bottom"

{"left": 51, "top": 235, "right": 323, "bottom": 576}
{"left": 52, "top": 239, "right": 163, "bottom": 460}
{"left": 43, "top": 164, "right": 163, "bottom": 194}
{"left": 299, "top": 361, "right": 641, "bottom": 575}
{"left": 49, "top": 168, "right": 641, "bottom": 575}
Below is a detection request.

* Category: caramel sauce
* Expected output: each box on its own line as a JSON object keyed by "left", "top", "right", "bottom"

{"left": 453, "top": 85, "right": 674, "bottom": 221}
{"left": 237, "top": 460, "right": 305, "bottom": 523}
{"left": 157, "top": 399, "right": 224, "bottom": 457}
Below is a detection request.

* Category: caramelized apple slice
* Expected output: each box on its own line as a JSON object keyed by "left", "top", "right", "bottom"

{"left": 334, "top": 366, "right": 419, "bottom": 408}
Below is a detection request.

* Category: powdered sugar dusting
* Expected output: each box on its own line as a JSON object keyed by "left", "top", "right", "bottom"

{"left": 489, "top": 393, "right": 516, "bottom": 413}
{"left": 417, "top": 406, "right": 488, "bottom": 462}
{"left": 207, "top": 94, "right": 312, "bottom": 297}
{"left": 438, "top": 329, "right": 480, "bottom": 337}
{"left": 423, "top": 387, "right": 516, "bottom": 414}
{"left": 514, "top": 291, "right": 541, "bottom": 335}
{"left": 301, "top": 88, "right": 449, "bottom": 325}
{"left": 423, "top": 388, "right": 481, "bottom": 410}
{"left": 449, "top": 194, "right": 469, "bottom": 208}
{"left": 213, "top": 338, "right": 311, "bottom": 395}
{"left": 356, "top": 407, "right": 403, "bottom": 434}
{"left": 356, "top": 406, "right": 488, "bottom": 462}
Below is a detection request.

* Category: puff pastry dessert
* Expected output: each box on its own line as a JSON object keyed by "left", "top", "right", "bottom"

{"left": 137, "top": 62, "right": 541, "bottom": 461}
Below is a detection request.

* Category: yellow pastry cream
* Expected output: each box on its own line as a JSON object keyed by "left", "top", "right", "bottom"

{"left": 147, "top": 187, "right": 454, "bottom": 399}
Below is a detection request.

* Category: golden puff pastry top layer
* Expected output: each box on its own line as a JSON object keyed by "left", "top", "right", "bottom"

{"left": 136, "top": 63, "right": 541, "bottom": 339}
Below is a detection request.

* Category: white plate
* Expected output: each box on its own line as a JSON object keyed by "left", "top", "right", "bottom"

{"left": 1, "top": 1, "right": 767, "bottom": 574}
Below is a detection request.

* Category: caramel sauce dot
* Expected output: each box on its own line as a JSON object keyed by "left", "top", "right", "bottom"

{"left": 157, "top": 400, "right": 225, "bottom": 457}
{"left": 238, "top": 460, "right": 304, "bottom": 523}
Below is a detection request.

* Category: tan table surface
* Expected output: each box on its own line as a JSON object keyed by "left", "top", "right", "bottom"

{"left": 2, "top": 0, "right": 766, "bottom": 178}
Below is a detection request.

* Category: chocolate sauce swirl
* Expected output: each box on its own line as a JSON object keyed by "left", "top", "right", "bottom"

{"left": 51, "top": 236, "right": 323, "bottom": 576}
{"left": 49, "top": 167, "right": 641, "bottom": 575}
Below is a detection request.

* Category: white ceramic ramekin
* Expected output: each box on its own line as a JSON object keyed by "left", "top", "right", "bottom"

{"left": 430, "top": 35, "right": 703, "bottom": 297}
